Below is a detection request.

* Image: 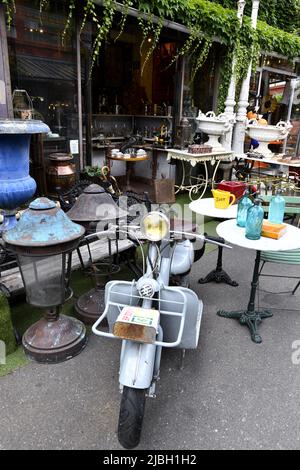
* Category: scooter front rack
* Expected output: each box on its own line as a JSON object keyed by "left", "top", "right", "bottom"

{"left": 92, "top": 280, "right": 187, "bottom": 348}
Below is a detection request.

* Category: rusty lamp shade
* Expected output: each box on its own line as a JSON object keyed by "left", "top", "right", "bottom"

{"left": 67, "top": 184, "right": 128, "bottom": 229}
{"left": 3, "top": 198, "right": 87, "bottom": 363}
{"left": 67, "top": 184, "right": 128, "bottom": 325}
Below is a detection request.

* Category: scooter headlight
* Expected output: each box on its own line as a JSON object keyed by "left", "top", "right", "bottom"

{"left": 136, "top": 278, "right": 158, "bottom": 298}
{"left": 141, "top": 212, "right": 170, "bottom": 242}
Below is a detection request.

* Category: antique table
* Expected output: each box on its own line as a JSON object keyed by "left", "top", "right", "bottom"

{"left": 236, "top": 153, "right": 300, "bottom": 185}
{"left": 107, "top": 155, "right": 149, "bottom": 192}
{"left": 216, "top": 219, "right": 300, "bottom": 343}
{"left": 242, "top": 154, "right": 300, "bottom": 169}
{"left": 189, "top": 198, "right": 238, "bottom": 287}
{"left": 167, "top": 149, "right": 234, "bottom": 201}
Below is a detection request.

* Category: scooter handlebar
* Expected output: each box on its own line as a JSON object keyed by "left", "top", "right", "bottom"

{"left": 86, "top": 226, "right": 231, "bottom": 249}
{"left": 204, "top": 234, "right": 225, "bottom": 245}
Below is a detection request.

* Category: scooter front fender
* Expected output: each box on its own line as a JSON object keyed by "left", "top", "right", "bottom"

{"left": 119, "top": 340, "right": 156, "bottom": 389}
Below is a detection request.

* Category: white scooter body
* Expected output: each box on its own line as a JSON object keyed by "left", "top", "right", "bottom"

{"left": 100, "top": 240, "right": 203, "bottom": 390}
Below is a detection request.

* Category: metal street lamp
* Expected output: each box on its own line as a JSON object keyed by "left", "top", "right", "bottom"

{"left": 67, "top": 184, "right": 128, "bottom": 324}
{"left": 67, "top": 184, "right": 128, "bottom": 228}
{"left": 3, "top": 197, "right": 86, "bottom": 363}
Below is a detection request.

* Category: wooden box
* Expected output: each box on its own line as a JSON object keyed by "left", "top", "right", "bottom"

{"left": 153, "top": 178, "right": 175, "bottom": 204}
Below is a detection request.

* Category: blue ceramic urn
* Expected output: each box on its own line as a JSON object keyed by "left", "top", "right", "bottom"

{"left": 0, "top": 119, "right": 50, "bottom": 230}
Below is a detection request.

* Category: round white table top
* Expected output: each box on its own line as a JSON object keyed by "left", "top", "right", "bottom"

{"left": 217, "top": 219, "right": 300, "bottom": 252}
{"left": 189, "top": 198, "right": 238, "bottom": 219}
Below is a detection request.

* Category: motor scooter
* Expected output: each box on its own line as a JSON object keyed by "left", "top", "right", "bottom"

{"left": 92, "top": 210, "right": 230, "bottom": 449}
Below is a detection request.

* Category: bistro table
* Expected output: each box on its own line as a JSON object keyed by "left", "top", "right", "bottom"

{"left": 189, "top": 198, "right": 238, "bottom": 286}
{"left": 167, "top": 149, "right": 234, "bottom": 201}
{"left": 107, "top": 154, "right": 149, "bottom": 192}
{"left": 216, "top": 219, "right": 300, "bottom": 343}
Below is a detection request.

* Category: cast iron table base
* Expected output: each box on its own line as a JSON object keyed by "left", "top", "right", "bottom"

{"left": 199, "top": 245, "right": 238, "bottom": 287}
{"left": 217, "top": 250, "right": 273, "bottom": 344}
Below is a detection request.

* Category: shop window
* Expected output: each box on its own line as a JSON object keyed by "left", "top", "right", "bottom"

{"left": 7, "top": 0, "right": 79, "bottom": 158}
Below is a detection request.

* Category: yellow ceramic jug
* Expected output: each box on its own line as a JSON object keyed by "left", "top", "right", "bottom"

{"left": 212, "top": 189, "right": 236, "bottom": 209}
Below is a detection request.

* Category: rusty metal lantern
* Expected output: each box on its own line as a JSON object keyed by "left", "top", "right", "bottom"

{"left": 3, "top": 198, "right": 86, "bottom": 363}
{"left": 67, "top": 184, "right": 128, "bottom": 229}
{"left": 67, "top": 184, "right": 128, "bottom": 324}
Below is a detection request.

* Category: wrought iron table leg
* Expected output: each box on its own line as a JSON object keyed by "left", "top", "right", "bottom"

{"left": 211, "top": 159, "right": 221, "bottom": 190}
{"left": 199, "top": 245, "right": 238, "bottom": 287}
{"left": 217, "top": 251, "right": 273, "bottom": 344}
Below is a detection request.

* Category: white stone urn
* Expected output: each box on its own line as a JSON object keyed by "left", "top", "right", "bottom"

{"left": 246, "top": 120, "right": 292, "bottom": 157}
{"left": 196, "top": 111, "right": 234, "bottom": 152}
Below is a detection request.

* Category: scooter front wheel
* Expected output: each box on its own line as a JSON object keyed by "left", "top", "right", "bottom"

{"left": 118, "top": 386, "right": 146, "bottom": 449}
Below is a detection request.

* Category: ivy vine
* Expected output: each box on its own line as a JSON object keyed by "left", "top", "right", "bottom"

{"left": 1, "top": 0, "right": 15, "bottom": 27}
{"left": 2, "top": 0, "right": 300, "bottom": 109}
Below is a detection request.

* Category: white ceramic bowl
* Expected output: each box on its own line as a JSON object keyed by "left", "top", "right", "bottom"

{"left": 196, "top": 111, "right": 234, "bottom": 151}
{"left": 246, "top": 120, "right": 292, "bottom": 156}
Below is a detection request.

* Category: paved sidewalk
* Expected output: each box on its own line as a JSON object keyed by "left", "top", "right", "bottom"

{"left": 0, "top": 247, "right": 300, "bottom": 450}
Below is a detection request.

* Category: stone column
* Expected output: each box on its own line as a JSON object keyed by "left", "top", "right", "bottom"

{"left": 282, "top": 78, "right": 300, "bottom": 154}
{"left": 222, "top": 0, "right": 246, "bottom": 151}
{"left": 232, "top": 0, "right": 260, "bottom": 156}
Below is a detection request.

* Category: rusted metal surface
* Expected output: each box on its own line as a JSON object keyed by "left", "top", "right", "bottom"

{"left": 67, "top": 184, "right": 128, "bottom": 223}
{"left": 154, "top": 179, "right": 176, "bottom": 204}
{"left": 46, "top": 153, "right": 76, "bottom": 196}
{"left": 3, "top": 197, "right": 85, "bottom": 254}
{"left": 75, "top": 287, "right": 106, "bottom": 325}
{"left": 22, "top": 311, "right": 87, "bottom": 363}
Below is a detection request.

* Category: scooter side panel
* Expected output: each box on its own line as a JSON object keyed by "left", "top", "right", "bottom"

{"left": 160, "top": 287, "right": 203, "bottom": 349}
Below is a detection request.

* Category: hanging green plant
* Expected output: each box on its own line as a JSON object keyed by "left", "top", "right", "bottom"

{"left": 2, "top": 0, "right": 300, "bottom": 107}
{"left": 62, "top": 0, "right": 75, "bottom": 45}
{"left": 80, "top": 0, "right": 98, "bottom": 34}
{"left": 1, "top": 0, "right": 15, "bottom": 28}
{"left": 91, "top": 0, "right": 116, "bottom": 73}
{"left": 190, "top": 38, "right": 213, "bottom": 84}
{"left": 164, "top": 27, "right": 203, "bottom": 71}
{"left": 114, "top": 0, "right": 133, "bottom": 42}
{"left": 141, "top": 17, "right": 163, "bottom": 76}
{"left": 138, "top": 12, "right": 155, "bottom": 55}
{"left": 217, "top": 47, "right": 235, "bottom": 114}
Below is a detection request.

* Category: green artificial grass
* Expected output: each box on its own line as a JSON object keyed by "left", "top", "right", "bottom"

{"left": 0, "top": 293, "right": 16, "bottom": 355}
{"left": 0, "top": 347, "right": 28, "bottom": 378}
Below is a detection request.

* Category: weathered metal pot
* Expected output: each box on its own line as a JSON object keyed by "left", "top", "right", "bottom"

{"left": 46, "top": 153, "right": 76, "bottom": 196}
{"left": 0, "top": 119, "right": 50, "bottom": 230}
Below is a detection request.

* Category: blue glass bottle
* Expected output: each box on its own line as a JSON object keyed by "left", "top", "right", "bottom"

{"left": 268, "top": 190, "right": 285, "bottom": 224}
{"left": 245, "top": 199, "right": 264, "bottom": 240}
{"left": 237, "top": 190, "right": 253, "bottom": 227}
